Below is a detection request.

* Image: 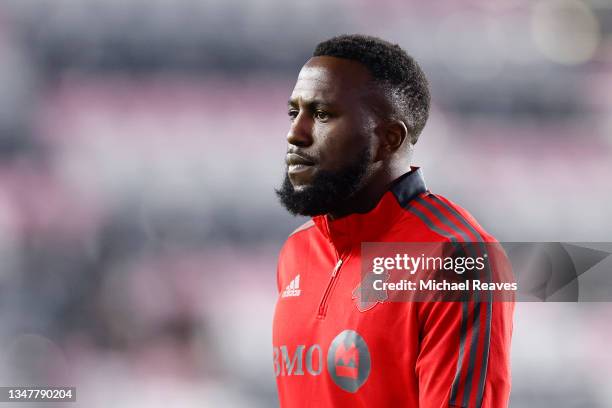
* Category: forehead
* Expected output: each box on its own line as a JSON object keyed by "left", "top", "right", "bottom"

{"left": 290, "top": 56, "right": 373, "bottom": 104}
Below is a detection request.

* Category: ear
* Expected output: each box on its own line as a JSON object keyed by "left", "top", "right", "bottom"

{"left": 374, "top": 120, "right": 408, "bottom": 161}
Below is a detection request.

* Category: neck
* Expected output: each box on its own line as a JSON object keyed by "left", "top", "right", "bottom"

{"left": 328, "top": 163, "right": 409, "bottom": 220}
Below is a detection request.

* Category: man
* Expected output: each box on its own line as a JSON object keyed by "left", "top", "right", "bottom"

{"left": 273, "top": 34, "right": 513, "bottom": 407}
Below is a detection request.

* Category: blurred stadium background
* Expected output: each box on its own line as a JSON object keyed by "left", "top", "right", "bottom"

{"left": 0, "top": 0, "right": 611, "bottom": 406}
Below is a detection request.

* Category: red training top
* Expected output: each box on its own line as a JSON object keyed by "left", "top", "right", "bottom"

{"left": 273, "top": 168, "right": 514, "bottom": 407}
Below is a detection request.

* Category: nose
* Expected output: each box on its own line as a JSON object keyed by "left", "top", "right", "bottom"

{"left": 286, "top": 112, "right": 313, "bottom": 147}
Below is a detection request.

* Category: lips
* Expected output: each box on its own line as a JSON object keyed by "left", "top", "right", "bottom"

{"left": 286, "top": 153, "right": 315, "bottom": 167}
{"left": 286, "top": 153, "right": 316, "bottom": 178}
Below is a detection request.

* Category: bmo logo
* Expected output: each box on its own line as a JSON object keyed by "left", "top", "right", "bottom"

{"left": 273, "top": 330, "right": 371, "bottom": 393}
{"left": 327, "top": 330, "right": 371, "bottom": 392}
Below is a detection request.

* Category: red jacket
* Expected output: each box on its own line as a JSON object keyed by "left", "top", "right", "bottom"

{"left": 273, "top": 168, "right": 513, "bottom": 407}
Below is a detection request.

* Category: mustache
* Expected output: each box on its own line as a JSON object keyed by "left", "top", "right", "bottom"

{"left": 286, "top": 149, "right": 317, "bottom": 164}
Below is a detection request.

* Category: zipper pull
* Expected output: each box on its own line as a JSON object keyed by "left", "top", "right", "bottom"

{"left": 331, "top": 259, "right": 343, "bottom": 277}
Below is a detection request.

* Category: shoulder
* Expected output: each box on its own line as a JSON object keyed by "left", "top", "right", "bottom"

{"left": 278, "top": 219, "right": 317, "bottom": 259}
{"left": 289, "top": 219, "right": 316, "bottom": 237}
{"left": 395, "top": 192, "right": 495, "bottom": 243}
{"left": 276, "top": 219, "right": 317, "bottom": 293}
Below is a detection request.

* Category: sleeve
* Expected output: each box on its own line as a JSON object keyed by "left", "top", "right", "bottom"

{"left": 276, "top": 220, "right": 312, "bottom": 296}
{"left": 276, "top": 260, "right": 282, "bottom": 295}
{"left": 415, "top": 241, "right": 514, "bottom": 408}
{"left": 416, "top": 299, "right": 513, "bottom": 408}
{"left": 276, "top": 242, "right": 286, "bottom": 295}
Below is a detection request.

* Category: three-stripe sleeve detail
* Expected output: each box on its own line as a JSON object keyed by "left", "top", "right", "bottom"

{"left": 405, "top": 194, "right": 493, "bottom": 408}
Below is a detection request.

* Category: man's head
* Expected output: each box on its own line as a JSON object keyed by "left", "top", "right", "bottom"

{"left": 276, "top": 34, "right": 430, "bottom": 216}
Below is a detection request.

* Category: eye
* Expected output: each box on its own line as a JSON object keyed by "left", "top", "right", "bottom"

{"left": 314, "top": 110, "right": 330, "bottom": 121}
{"left": 288, "top": 109, "right": 299, "bottom": 121}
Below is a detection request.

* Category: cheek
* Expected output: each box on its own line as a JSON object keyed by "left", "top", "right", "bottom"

{"left": 316, "top": 122, "right": 371, "bottom": 171}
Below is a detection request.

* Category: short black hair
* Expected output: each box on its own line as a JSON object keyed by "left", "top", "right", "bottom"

{"left": 313, "top": 34, "right": 430, "bottom": 143}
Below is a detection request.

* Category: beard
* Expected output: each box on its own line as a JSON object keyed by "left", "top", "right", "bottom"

{"left": 275, "top": 145, "right": 371, "bottom": 217}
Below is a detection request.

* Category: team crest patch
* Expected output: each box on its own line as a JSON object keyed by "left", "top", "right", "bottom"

{"left": 351, "top": 270, "right": 389, "bottom": 312}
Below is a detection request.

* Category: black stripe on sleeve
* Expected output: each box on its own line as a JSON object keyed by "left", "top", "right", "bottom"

{"left": 427, "top": 195, "right": 493, "bottom": 408}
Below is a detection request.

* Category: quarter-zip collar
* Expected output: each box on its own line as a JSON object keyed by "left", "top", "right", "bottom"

{"left": 312, "top": 167, "right": 427, "bottom": 254}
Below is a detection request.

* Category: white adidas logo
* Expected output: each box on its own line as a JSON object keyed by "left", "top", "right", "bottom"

{"left": 282, "top": 275, "right": 301, "bottom": 298}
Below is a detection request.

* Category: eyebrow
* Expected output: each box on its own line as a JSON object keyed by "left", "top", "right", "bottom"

{"left": 287, "top": 98, "right": 335, "bottom": 109}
